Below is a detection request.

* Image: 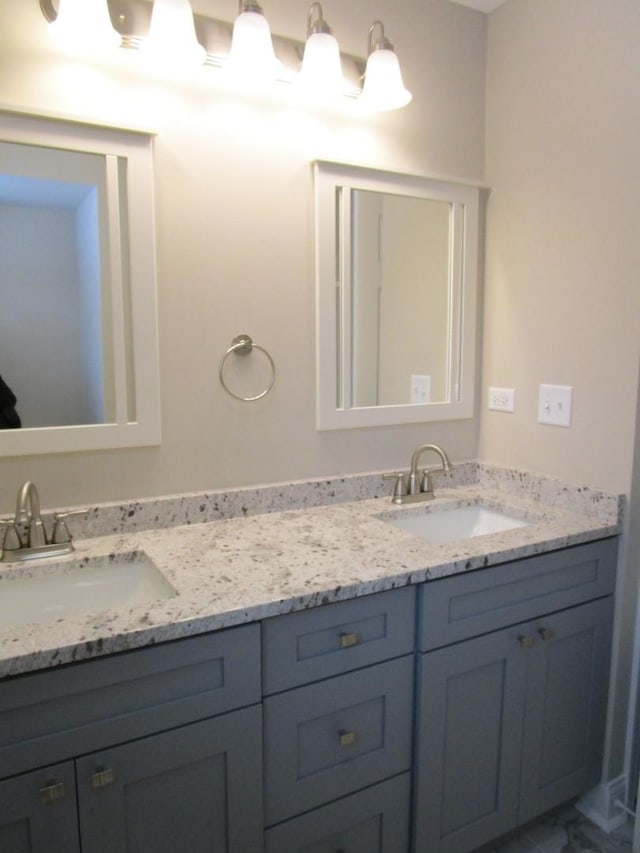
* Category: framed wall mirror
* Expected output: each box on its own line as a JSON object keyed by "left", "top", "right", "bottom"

{"left": 0, "top": 109, "right": 160, "bottom": 456}
{"left": 314, "top": 161, "right": 480, "bottom": 430}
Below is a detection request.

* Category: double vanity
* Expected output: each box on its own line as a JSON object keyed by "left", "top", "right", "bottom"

{"left": 0, "top": 463, "right": 623, "bottom": 853}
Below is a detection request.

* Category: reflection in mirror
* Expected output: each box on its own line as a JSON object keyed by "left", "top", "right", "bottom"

{"left": 351, "top": 190, "right": 450, "bottom": 407}
{"left": 0, "top": 110, "right": 160, "bottom": 456}
{"left": 314, "top": 161, "right": 479, "bottom": 430}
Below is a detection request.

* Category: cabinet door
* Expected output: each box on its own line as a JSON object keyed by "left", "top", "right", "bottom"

{"left": 76, "top": 705, "right": 263, "bottom": 853}
{"left": 0, "top": 762, "right": 80, "bottom": 853}
{"left": 413, "top": 627, "right": 527, "bottom": 853}
{"left": 519, "top": 597, "right": 614, "bottom": 823}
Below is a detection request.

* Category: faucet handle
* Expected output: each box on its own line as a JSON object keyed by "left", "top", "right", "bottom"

{"left": 0, "top": 518, "right": 22, "bottom": 552}
{"left": 52, "top": 509, "right": 88, "bottom": 545}
{"left": 384, "top": 472, "right": 408, "bottom": 503}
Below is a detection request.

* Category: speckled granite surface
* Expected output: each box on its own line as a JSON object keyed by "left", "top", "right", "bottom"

{"left": 0, "top": 463, "right": 624, "bottom": 679}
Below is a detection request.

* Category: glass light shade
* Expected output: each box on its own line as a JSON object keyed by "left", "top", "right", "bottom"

{"left": 227, "top": 10, "right": 281, "bottom": 82}
{"left": 49, "top": 0, "right": 121, "bottom": 54}
{"left": 297, "top": 31, "right": 344, "bottom": 103}
{"left": 359, "top": 49, "right": 412, "bottom": 112}
{"left": 139, "top": 0, "right": 206, "bottom": 70}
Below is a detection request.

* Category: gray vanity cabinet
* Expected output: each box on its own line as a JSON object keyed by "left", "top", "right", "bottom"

{"left": 0, "top": 762, "right": 80, "bottom": 853}
{"left": 413, "top": 539, "right": 617, "bottom": 853}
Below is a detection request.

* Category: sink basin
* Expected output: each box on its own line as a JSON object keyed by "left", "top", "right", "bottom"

{"left": 0, "top": 550, "right": 177, "bottom": 629}
{"left": 382, "top": 504, "right": 530, "bottom": 543}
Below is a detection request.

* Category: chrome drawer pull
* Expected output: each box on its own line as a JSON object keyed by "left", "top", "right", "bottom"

{"left": 39, "top": 781, "right": 66, "bottom": 803}
{"left": 518, "top": 635, "right": 535, "bottom": 649}
{"left": 538, "top": 627, "right": 556, "bottom": 641}
{"left": 339, "top": 632, "right": 360, "bottom": 649}
{"left": 91, "top": 768, "right": 116, "bottom": 789}
{"left": 339, "top": 730, "right": 357, "bottom": 747}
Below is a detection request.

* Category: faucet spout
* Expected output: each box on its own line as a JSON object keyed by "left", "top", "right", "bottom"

{"left": 408, "top": 444, "right": 452, "bottom": 496}
{"left": 14, "top": 480, "right": 47, "bottom": 547}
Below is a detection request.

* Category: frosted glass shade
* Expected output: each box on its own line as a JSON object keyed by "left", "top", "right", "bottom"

{"left": 227, "top": 10, "right": 280, "bottom": 82}
{"left": 139, "top": 0, "right": 206, "bottom": 69}
{"left": 49, "top": 0, "right": 121, "bottom": 53}
{"left": 359, "top": 49, "right": 412, "bottom": 112}
{"left": 297, "top": 31, "right": 344, "bottom": 103}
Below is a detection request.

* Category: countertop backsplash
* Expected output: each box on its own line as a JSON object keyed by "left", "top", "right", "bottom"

{"left": 62, "top": 460, "right": 621, "bottom": 540}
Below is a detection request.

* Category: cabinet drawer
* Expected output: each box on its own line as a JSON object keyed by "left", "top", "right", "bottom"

{"left": 418, "top": 539, "right": 617, "bottom": 651}
{"left": 0, "top": 624, "right": 260, "bottom": 780}
{"left": 262, "top": 586, "right": 415, "bottom": 694}
{"left": 264, "top": 772, "right": 411, "bottom": 853}
{"left": 264, "top": 655, "right": 414, "bottom": 825}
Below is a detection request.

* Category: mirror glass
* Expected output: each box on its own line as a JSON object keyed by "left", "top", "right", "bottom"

{"left": 314, "top": 161, "right": 479, "bottom": 429}
{"left": 0, "top": 110, "right": 160, "bottom": 456}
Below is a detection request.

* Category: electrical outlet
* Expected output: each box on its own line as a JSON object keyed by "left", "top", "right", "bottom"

{"left": 411, "top": 374, "right": 431, "bottom": 404}
{"left": 538, "top": 384, "right": 573, "bottom": 427}
{"left": 488, "top": 387, "right": 515, "bottom": 412}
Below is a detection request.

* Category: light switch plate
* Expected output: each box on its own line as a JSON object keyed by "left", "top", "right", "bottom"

{"left": 538, "top": 384, "right": 573, "bottom": 427}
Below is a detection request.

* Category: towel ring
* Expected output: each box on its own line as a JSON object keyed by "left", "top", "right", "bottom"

{"left": 219, "top": 334, "right": 276, "bottom": 402}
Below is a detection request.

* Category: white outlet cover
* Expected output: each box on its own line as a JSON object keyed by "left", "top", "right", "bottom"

{"left": 411, "top": 374, "right": 431, "bottom": 404}
{"left": 488, "top": 386, "right": 515, "bottom": 412}
{"left": 538, "top": 384, "right": 573, "bottom": 427}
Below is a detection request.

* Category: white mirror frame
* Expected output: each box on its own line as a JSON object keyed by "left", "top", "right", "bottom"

{"left": 314, "top": 161, "right": 479, "bottom": 430}
{"left": 0, "top": 107, "right": 161, "bottom": 456}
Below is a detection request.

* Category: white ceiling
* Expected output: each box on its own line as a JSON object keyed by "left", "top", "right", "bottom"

{"left": 449, "top": 0, "right": 509, "bottom": 12}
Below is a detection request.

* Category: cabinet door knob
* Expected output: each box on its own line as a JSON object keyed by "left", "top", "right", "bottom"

{"left": 339, "top": 730, "right": 357, "bottom": 747}
{"left": 538, "top": 627, "right": 556, "bottom": 641}
{"left": 518, "top": 635, "right": 535, "bottom": 649}
{"left": 339, "top": 632, "right": 360, "bottom": 649}
{"left": 39, "top": 781, "right": 66, "bottom": 803}
{"left": 91, "top": 767, "right": 116, "bottom": 788}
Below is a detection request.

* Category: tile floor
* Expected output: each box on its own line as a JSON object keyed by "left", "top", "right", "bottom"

{"left": 484, "top": 807, "right": 634, "bottom": 853}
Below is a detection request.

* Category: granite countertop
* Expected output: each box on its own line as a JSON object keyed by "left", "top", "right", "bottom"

{"left": 0, "top": 465, "right": 624, "bottom": 680}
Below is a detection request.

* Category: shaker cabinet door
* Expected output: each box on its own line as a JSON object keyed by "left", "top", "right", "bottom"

{"left": 0, "top": 762, "right": 80, "bottom": 853}
{"left": 413, "top": 626, "right": 527, "bottom": 853}
{"left": 519, "top": 597, "right": 614, "bottom": 823}
{"left": 77, "top": 705, "right": 263, "bottom": 853}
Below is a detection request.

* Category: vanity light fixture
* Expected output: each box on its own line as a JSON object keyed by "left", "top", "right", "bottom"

{"left": 43, "top": 0, "right": 121, "bottom": 53}
{"left": 226, "top": 0, "right": 281, "bottom": 83}
{"left": 359, "top": 20, "right": 412, "bottom": 112}
{"left": 139, "top": 0, "right": 206, "bottom": 70}
{"left": 37, "top": 2, "right": 412, "bottom": 113}
{"left": 296, "top": 2, "right": 345, "bottom": 103}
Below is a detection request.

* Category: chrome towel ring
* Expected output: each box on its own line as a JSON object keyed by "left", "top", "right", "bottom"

{"left": 219, "top": 334, "right": 276, "bottom": 402}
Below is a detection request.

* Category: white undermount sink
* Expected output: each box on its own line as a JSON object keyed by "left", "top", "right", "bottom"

{"left": 0, "top": 550, "right": 177, "bottom": 630}
{"left": 382, "top": 504, "right": 531, "bottom": 543}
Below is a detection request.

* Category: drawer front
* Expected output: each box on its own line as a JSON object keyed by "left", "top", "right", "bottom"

{"left": 264, "top": 773, "right": 411, "bottom": 853}
{"left": 264, "top": 655, "right": 414, "bottom": 825}
{"left": 0, "top": 624, "right": 261, "bottom": 780}
{"left": 418, "top": 539, "right": 617, "bottom": 651}
{"left": 262, "top": 586, "right": 415, "bottom": 694}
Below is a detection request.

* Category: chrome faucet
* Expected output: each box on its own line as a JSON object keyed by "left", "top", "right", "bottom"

{"left": 385, "top": 443, "right": 452, "bottom": 505}
{"left": 1, "top": 481, "right": 87, "bottom": 562}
